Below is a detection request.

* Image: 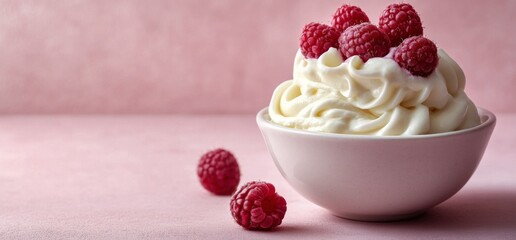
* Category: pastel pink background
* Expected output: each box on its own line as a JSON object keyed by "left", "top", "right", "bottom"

{"left": 1, "top": 2, "right": 515, "bottom": 239}
{"left": 0, "top": 0, "right": 515, "bottom": 114}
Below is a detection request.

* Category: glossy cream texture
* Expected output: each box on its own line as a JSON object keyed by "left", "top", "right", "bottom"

{"left": 268, "top": 48, "right": 480, "bottom": 135}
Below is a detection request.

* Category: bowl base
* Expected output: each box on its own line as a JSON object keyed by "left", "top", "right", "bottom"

{"left": 332, "top": 210, "right": 426, "bottom": 222}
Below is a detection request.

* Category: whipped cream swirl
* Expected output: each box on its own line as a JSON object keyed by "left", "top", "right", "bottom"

{"left": 268, "top": 48, "right": 480, "bottom": 135}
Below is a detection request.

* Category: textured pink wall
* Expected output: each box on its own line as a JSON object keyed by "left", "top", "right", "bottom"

{"left": 0, "top": 0, "right": 514, "bottom": 114}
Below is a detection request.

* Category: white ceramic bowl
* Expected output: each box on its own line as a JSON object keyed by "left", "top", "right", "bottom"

{"left": 256, "top": 107, "right": 496, "bottom": 221}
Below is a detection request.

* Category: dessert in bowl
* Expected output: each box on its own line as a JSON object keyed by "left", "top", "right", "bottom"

{"left": 257, "top": 3, "right": 496, "bottom": 221}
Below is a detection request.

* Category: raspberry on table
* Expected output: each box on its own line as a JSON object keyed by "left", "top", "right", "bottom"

{"left": 394, "top": 36, "right": 438, "bottom": 77}
{"left": 338, "top": 22, "right": 391, "bottom": 62}
{"left": 300, "top": 22, "right": 340, "bottom": 59}
{"left": 197, "top": 148, "right": 240, "bottom": 195}
{"left": 379, "top": 3, "right": 423, "bottom": 47}
{"left": 230, "top": 181, "right": 287, "bottom": 230}
{"left": 331, "top": 4, "right": 370, "bottom": 33}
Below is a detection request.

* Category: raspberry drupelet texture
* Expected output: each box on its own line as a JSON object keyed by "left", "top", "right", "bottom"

{"left": 394, "top": 36, "right": 438, "bottom": 77}
{"left": 300, "top": 22, "right": 340, "bottom": 59}
{"left": 338, "top": 22, "right": 391, "bottom": 62}
{"left": 197, "top": 148, "right": 240, "bottom": 195}
{"left": 379, "top": 3, "right": 423, "bottom": 47}
{"left": 230, "top": 181, "right": 287, "bottom": 230}
{"left": 331, "top": 4, "right": 370, "bottom": 33}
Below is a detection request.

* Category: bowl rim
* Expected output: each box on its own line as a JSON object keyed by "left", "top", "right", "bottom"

{"left": 256, "top": 107, "right": 496, "bottom": 140}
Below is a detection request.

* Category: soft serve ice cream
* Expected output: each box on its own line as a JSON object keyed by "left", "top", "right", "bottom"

{"left": 269, "top": 48, "right": 480, "bottom": 135}
{"left": 267, "top": 3, "right": 480, "bottom": 136}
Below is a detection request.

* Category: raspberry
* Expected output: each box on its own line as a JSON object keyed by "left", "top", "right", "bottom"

{"left": 230, "top": 181, "right": 287, "bottom": 230}
{"left": 338, "top": 23, "right": 391, "bottom": 62}
{"left": 393, "top": 36, "right": 438, "bottom": 77}
{"left": 379, "top": 3, "right": 423, "bottom": 47}
{"left": 300, "top": 22, "right": 340, "bottom": 59}
{"left": 197, "top": 148, "right": 240, "bottom": 195}
{"left": 331, "top": 4, "right": 370, "bottom": 33}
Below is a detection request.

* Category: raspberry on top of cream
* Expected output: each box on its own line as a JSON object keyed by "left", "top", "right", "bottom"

{"left": 268, "top": 3, "right": 480, "bottom": 136}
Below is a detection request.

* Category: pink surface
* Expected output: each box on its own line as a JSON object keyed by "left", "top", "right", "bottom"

{"left": 0, "top": 114, "right": 515, "bottom": 239}
{"left": 0, "top": 0, "right": 515, "bottom": 114}
{"left": 1, "top": 1, "right": 515, "bottom": 238}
